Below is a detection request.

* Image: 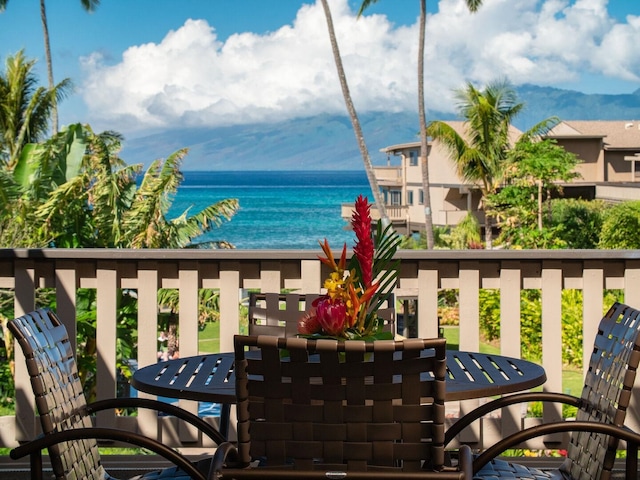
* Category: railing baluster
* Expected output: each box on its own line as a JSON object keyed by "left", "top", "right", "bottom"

{"left": 137, "top": 263, "right": 161, "bottom": 439}
{"left": 96, "top": 262, "right": 118, "bottom": 428}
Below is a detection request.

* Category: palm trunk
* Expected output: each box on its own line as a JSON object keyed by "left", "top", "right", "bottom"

{"left": 484, "top": 213, "right": 493, "bottom": 249}
{"left": 418, "top": 0, "right": 434, "bottom": 248}
{"left": 167, "top": 317, "right": 179, "bottom": 358}
{"left": 40, "top": 0, "right": 58, "bottom": 134}
{"left": 320, "top": 0, "right": 389, "bottom": 227}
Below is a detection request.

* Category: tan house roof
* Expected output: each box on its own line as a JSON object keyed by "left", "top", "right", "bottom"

{"left": 382, "top": 121, "right": 523, "bottom": 154}
{"left": 547, "top": 120, "right": 640, "bottom": 150}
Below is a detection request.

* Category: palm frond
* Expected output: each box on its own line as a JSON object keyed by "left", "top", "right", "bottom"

{"left": 167, "top": 198, "right": 240, "bottom": 248}
{"left": 368, "top": 220, "right": 400, "bottom": 315}
{"left": 357, "top": 0, "right": 379, "bottom": 16}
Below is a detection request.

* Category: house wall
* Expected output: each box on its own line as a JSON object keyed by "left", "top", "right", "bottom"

{"left": 554, "top": 137, "right": 603, "bottom": 182}
{"left": 606, "top": 150, "right": 636, "bottom": 182}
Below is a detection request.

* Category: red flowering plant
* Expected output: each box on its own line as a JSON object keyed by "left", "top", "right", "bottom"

{"left": 298, "top": 195, "right": 400, "bottom": 340}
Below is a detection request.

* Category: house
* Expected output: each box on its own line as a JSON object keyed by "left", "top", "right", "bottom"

{"left": 546, "top": 120, "right": 640, "bottom": 203}
{"left": 349, "top": 120, "right": 640, "bottom": 235}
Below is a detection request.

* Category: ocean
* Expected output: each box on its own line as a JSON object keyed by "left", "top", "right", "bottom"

{"left": 170, "top": 170, "right": 372, "bottom": 249}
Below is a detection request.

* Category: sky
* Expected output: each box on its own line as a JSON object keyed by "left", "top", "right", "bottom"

{"left": 1, "top": 0, "right": 639, "bottom": 140}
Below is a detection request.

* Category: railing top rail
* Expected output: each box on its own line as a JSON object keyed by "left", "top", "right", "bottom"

{"left": 2, "top": 248, "right": 640, "bottom": 261}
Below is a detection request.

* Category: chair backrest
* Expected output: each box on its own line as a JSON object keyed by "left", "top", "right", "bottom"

{"left": 248, "top": 293, "right": 321, "bottom": 337}
{"left": 561, "top": 302, "right": 640, "bottom": 480}
{"left": 248, "top": 292, "right": 396, "bottom": 337}
{"left": 233, "top": 335, "right": 446, "bottom": 473}
{"left": 8, "top": 309, "right": 105, "bottom": 480}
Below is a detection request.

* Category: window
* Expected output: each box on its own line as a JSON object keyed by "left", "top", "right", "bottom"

{"left": 419, "top": 189, "right": 424, "bottom": 205}
{"left": 407, "top": 190, "right": 414, "bottom": 205}
{"left": 391, "top": 190, "right": 401, "bottom": 206}
{"left": 409, "top": 150, "right": 418, "bottom": 166}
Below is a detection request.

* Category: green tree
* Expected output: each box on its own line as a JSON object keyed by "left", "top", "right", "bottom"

{"left": 25, "top": 124, "right": 240, "bottom": 249}
{"left": 486, "top": 138, "right": 580, "bottom": 248}
{"left": 319, "top": 0, "right": 389, "bottom": 227}
{"left": 358, "top": 0, "right": 483, "bottom": 249}
{"left": 550, "top": 198, "right": 606, "bottom": 249}
{"left": 0, "top": 50, "right": 72, "bottom": 169}
{"left": 598, "top": 201, "right": 640, "bottom": 249}
{"left": 428, "top": 79, "right": 557, "bottom": 248}
{"left": 0, "top": 0, "right": 100, "bottom": 134}
{"left": 0, "top": 122, "right": 240, "bottom": 249}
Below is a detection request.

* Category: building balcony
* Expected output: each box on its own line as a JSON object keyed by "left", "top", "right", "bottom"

{"left": 342, "top": 203, "right": 408, "bottom": 223}
{"left": 1, "top": 248, "right": 640, "bottom": 474}
{"left": 372, "top": 165, "right": 403, "bottom": 186}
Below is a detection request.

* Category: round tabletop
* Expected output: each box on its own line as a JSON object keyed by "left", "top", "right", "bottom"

{"left": 132, "top": 350, "right": 546, "bottom": 403}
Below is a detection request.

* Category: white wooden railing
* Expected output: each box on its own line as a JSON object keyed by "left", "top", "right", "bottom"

{"left": 1, "top": 248, "right": 640, "bottom": 451}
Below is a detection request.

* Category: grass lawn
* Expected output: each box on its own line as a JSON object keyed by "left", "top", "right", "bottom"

{"left": 199, "top": 320, "right": 220, "bottom": 353}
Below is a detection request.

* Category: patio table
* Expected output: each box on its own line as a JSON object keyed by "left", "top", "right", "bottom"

{"left": 131, "top": 349, "right": 546, "bottom": 439}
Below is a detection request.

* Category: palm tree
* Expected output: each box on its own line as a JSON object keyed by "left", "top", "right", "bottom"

{"left": 2, "top": 122, "right": 240, "bottom": 249}
{"left": 319, "top": 0, "right": 389, "bottom": 227}
{"left": 358, "top": 0, "right": 483, "bottom": 249}
{"left": 427, "top": 79, "right": 533, "bottom": 248}
{"left": 0, "top": 0, "right": 100, "bottom": 134}
{"left": 0, "top": 50, "right": 72, "bottom": 170}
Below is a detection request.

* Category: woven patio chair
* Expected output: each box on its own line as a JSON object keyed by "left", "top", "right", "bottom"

{"left": 444, "top": 301, "right": 640, "bottom": 479}
{"left": 248, "top": 292, "right": 396, "bottom": 337}
{"left": 8, "top": 308, "right": 226, "bottom": 480}
{"left": 210, "top": 335, "right": 473, "bottom": 479}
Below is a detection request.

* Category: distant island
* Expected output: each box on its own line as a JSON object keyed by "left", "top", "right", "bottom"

{"left": 121, "top": 84, "right": 640, "bottom": 171}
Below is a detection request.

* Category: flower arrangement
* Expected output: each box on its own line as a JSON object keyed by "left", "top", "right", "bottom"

{"left": 298, "top": 195, "right": 400, "bottom": 340}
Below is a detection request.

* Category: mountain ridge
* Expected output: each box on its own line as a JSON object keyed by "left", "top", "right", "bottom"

{"left": 120, "top": 85, "right": 640, "bottom": 171}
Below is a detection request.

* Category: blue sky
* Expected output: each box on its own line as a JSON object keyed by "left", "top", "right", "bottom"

{"left": 1, "top": 0, "right": 639, "bottom": 139}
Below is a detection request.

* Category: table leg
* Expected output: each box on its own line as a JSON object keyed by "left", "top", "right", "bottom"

{"left": 219, "top": 403, "right": 231, "bottom": 440}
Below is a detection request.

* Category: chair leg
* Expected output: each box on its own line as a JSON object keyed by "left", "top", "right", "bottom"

{"left": 30, "top": 450, "right": 43, "bottom": 480}
{"left": 626, "top": 440, "right": 638, "bottom": 478}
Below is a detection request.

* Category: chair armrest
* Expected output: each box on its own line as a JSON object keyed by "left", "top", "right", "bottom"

{"left": 446, "top": 444, "right": 472, "bottom": 479}
{"left": 86, "top": 397, "right": 226, "bottom": 444}
{"left": 210, "top": 441, "right": 242, "bottom": 474}
{"left": 472, "top": 420, "right": 640, "bottom": 476}
{"left": 10, "top": 426, "right": 206, "bottom": 480}
{"left": 445, "top": 391, "right": 580, "bottom": 446}
{"left": 459, "top": 445, "right": 473, "bottom": 479}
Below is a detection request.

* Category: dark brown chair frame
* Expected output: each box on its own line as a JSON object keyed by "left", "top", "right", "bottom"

{"left": 445, "top": 302, "right": 640, "bottom": 479}
{"left": 9, "top": 308, "right": 225, "bottom": 480}
{"left": 211, "top": 335, "right": 472, "bottom": 479}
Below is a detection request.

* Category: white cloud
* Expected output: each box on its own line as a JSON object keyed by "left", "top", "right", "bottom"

{"left": 80, "top": 0, "right": 640, "bottom": 133}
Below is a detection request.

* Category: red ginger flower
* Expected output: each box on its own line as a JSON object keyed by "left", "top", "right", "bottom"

{"left": 352, "top": 195, "right": 373, "bottom": 288}
{"left": 315, "top": 297, "right": 347, "bottom": 336}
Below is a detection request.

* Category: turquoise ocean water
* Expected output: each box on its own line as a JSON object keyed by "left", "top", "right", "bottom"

{"left": 171, "top": 170, "right": 371, "bottom": 249}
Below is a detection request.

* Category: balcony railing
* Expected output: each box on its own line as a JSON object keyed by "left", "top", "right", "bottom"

{"left": 2, "top": 248, "right": 640, "bottom": 452}
{"left": 341, "top": 203, "right": 408, "bottom": 223}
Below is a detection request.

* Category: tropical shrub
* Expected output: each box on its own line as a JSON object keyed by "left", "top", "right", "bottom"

{"left": 598, "top": 201, "right": 640, "bottom": 249}
{"left": 478, "top": 289, "right": 622, "bottom": 368}
{"left": 439, "top": 213, "right": 483, "bottom": 249}
{"left": 479, "top": 289, "right": 543, "bottom": 361}
{"left": 551, "top": 198, "right": 606, "bottom": 249}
